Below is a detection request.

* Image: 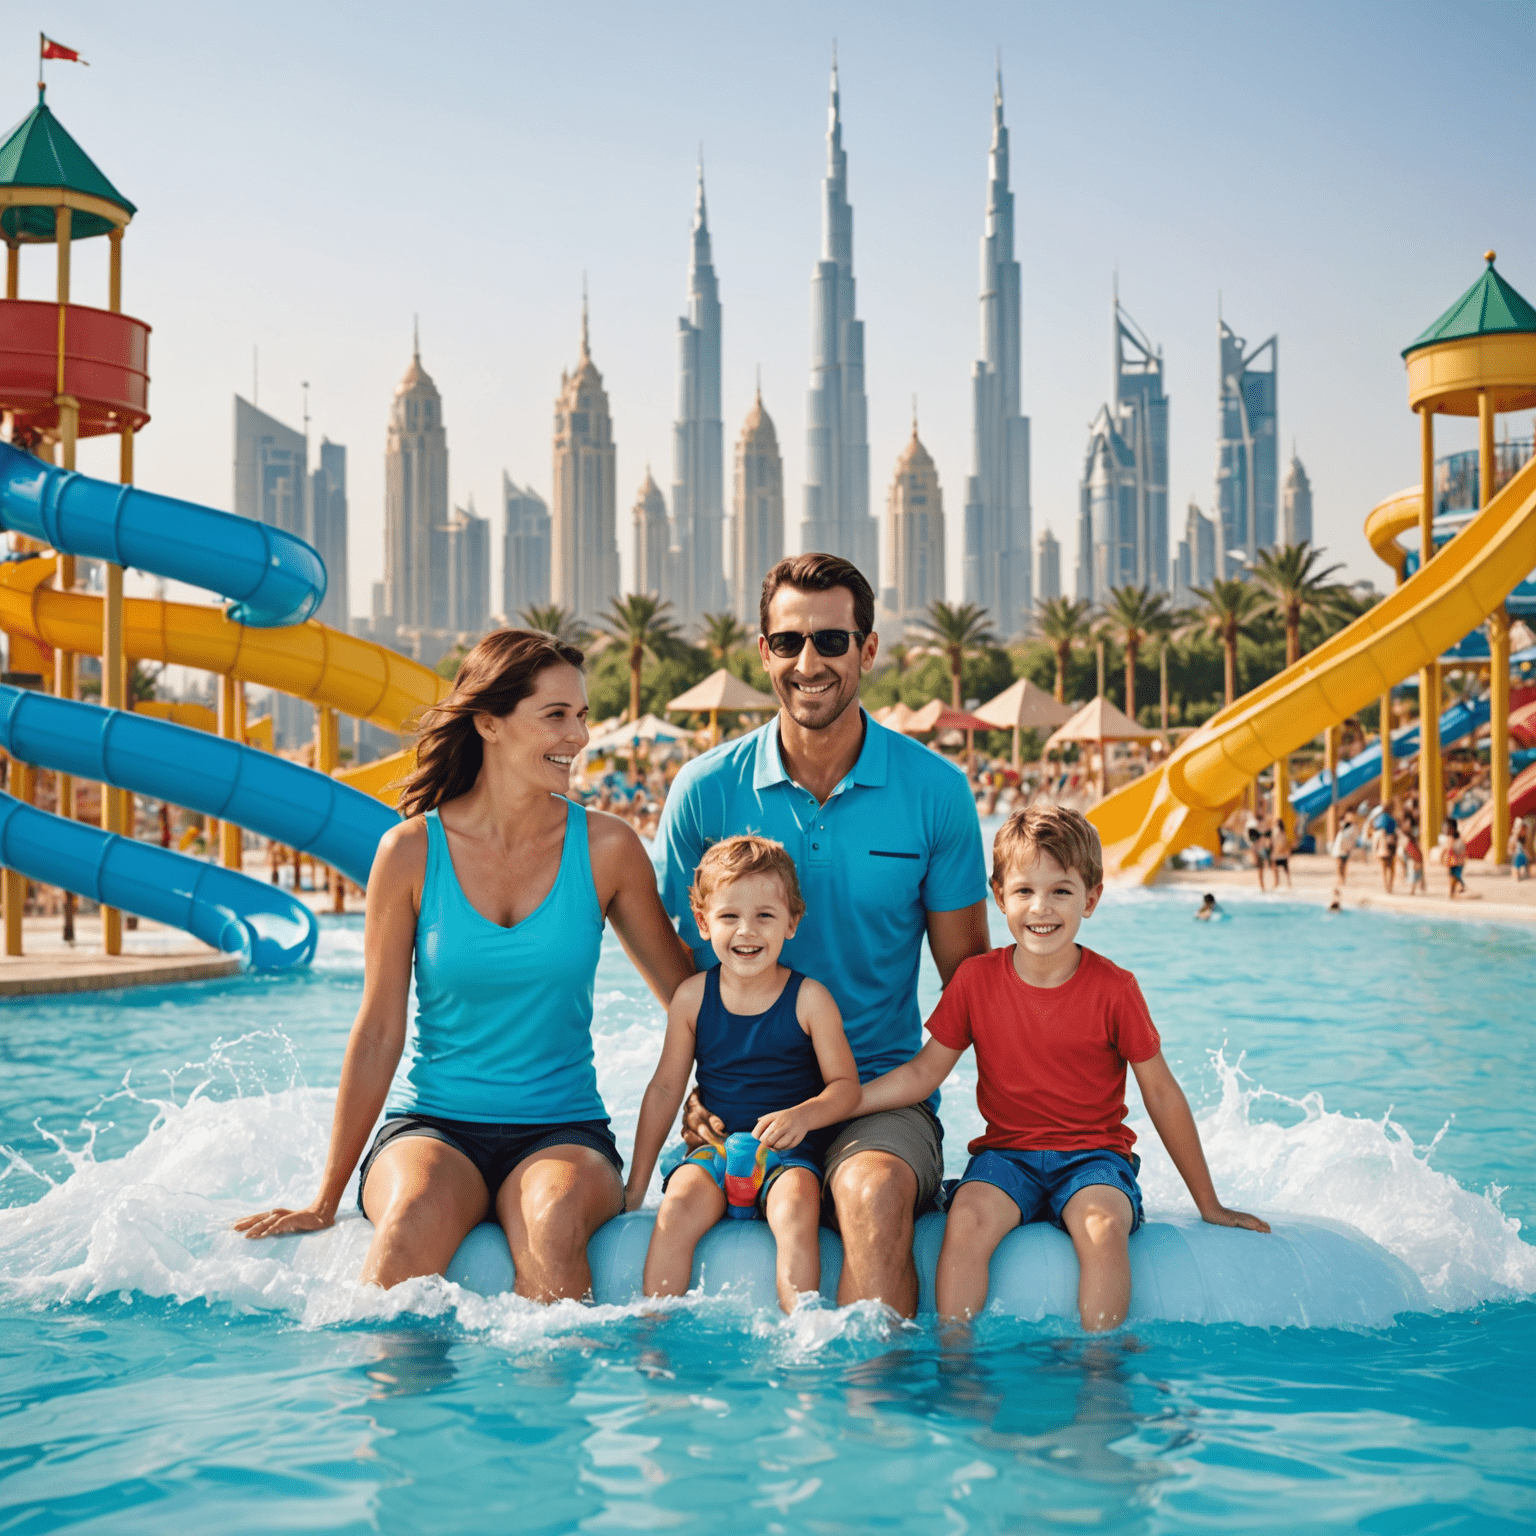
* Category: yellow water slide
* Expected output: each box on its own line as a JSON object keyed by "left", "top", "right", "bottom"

{"left": 1090, "top": 454, "right": 1536, "bottom": 882}
{"left": 0, "top": 554, "right": 441, "bottom": 801}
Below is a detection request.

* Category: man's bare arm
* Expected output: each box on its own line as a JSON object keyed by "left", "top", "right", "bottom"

{"left": 925, "top": 901, "right": 991, "bottom": 987}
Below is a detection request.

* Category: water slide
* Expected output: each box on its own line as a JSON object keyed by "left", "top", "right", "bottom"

{"left": 1091, "top": 452, "right": 1536, "bottom": 881}
{"left": 0, "top": 444, "right": 440, "bottom": 965}
{"left": 1461, "top": 760, "right": 1536, "bottom": 859}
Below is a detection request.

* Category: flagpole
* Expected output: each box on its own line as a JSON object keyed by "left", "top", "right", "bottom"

{"left": 38, "top": 31, "right": 45, "bottom": 100}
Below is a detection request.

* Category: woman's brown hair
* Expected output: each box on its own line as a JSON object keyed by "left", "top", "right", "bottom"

{"left": 394, "top": 628, "right": 585, "bottom": 820}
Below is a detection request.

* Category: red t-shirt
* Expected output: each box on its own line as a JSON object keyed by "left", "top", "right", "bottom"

{"left": 926, "top": 944, "right": 1162, "bottom": 1156}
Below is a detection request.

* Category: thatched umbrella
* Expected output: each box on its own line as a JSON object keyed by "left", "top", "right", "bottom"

{"left": 665, "top": 668, "right": 778, "bottom": 745}
{"left": 1044, "top": 696, "right": 1160, "bottom": 799}
{"left": 973, "top": 677, "right": 1077, "bottom": 768}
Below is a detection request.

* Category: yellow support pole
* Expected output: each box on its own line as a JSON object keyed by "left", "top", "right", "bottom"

{"left": 1480, "top": 387, "right": 1510, "bottom": 865}
{"left": 3, "top": 759, "right": 31, "bottom": 956}
{"left": 108, "top": 228, "right": 122, "bottom": 314}
{"left": 1379, "top": 692, "right": 1393, "bottom": 811}
{"left": 5, "top": 241, "right": 16, "bottom": 299}
{"left": 1325, "top": 725, "right": 1339, "bottom": 846}
{"left": 100, "top": 429, "right": 135, "bottom": 957}
{"left": 1417, "top": 404, "right": 1441, "bottom": 849}
{"left": 217, "top": 675, "right": 242, "bottom": 869}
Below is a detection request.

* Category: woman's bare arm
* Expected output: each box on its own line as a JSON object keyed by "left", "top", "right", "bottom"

{"left": 234, "top": 822, "right": 425, "bottom": 1238}
{"left": 590, "top": 811, "right": 695, "bottom": 1008}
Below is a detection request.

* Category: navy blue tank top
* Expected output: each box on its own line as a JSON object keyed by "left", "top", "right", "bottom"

{"left": 694, "top": 968, "right": 834, "bottom": 1158}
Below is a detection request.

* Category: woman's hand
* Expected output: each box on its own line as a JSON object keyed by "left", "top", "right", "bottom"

{"left": 233, "top": 1200, "right": 337, "bottom": 1240}
{"left": 623, "top": 1182, "right": 648, "bottom": 1214}
{"left": 1199, "top": 1204, "right": 1271, "bottom": 1233}
{"left": 751, "top": 1106, "right": 813, "bottom": 1151}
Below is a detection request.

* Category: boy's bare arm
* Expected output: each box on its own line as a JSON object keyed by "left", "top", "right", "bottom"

{"left": 752, "top": 980, "right": 861, "bottom": 1150}
{"left": 1131, "top": 1053, "right": 1270, "bottom": 1232}
{"left": 626, "top": 980, "right": 705, "bottom": 1210}
{"left": 858, "top": 1036, "right": 965, "bottom": 1117}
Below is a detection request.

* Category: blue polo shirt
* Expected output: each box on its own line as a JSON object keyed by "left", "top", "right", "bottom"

{"left": 656, "top": 710, "right": 988, "bottom": 1086}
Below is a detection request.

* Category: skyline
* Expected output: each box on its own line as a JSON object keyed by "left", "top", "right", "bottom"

{"left": 17, "top": 0, "right": 1536, "bottom": 629}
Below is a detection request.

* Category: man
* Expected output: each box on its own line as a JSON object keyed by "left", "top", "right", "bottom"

{"left": 655, "top": 553, "right": 991, "bottom": 1316}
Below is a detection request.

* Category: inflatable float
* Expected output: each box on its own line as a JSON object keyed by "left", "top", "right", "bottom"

{"left": 444, "top": 1210, "right": 1429, "bottom": 1329}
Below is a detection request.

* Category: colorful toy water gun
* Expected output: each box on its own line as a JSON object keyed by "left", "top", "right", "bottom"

{"left": 686, "top": 1130, "right": 781, "bottom": 1219}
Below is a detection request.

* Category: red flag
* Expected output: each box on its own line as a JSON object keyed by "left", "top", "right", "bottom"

{"left": 40, "top": 36, "right": 87, "bottom": 64}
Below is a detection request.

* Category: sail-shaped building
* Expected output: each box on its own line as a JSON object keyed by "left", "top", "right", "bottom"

{"left": 962, "top": 70, "right": 1031, "bottom": 636}
{"left": 801, "top": 55, "right": 875, "bottom": 583}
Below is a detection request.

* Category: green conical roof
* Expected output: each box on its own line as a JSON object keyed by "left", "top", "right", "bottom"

{"left": 0, "top": 95, "right": 135, "bottom": 244}
{"left": 1403, "top": 254, "right": 1536, "bottom": 357}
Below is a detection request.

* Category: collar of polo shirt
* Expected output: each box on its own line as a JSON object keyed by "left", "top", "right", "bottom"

{"left": 753, "top": 707, "right": 890, "bottom": 794}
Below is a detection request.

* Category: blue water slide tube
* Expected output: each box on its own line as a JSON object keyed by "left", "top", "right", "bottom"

{"left": 1290, "top": 696, "right": 1488, "bottom": 824}
{"left": 0, "top": 440, "right": 324, "bottom": 628}
{"left": 0, "top": 685, "right": 397, "bottom": 889}
{"left": 0, "top": 792, "right": 316, "bottom": 969}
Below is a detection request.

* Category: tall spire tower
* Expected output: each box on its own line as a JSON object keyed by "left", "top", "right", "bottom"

{"left": 671, "top": 159, "right": 727, "bottom": 623}
{"left": 962, "top": 66, "right": 1032, "bottom": 635}
{"left": 801, "top": 52, "right": 875, "bottom": 583}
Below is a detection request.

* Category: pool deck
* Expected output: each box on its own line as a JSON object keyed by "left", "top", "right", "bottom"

{"left": 1162, "top": 852, "right": 1536, "bottom": 925}
{"left": 0, "top": 915, "right": 242, "bottom": 997}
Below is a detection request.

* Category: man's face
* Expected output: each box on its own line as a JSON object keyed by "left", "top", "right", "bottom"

{"left": 759, "top": 585, "right": 878, "bottom": 732}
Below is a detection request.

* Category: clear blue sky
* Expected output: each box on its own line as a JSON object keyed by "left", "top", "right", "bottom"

{"left": 17, "top": 0, "right": 1536, "bottom": 618}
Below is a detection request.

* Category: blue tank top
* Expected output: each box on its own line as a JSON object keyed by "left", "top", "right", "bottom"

{"left": 694, "top": 968, "right": 832, "bottom": 1156}
{"left": 395, "top": 797, "right": 607, "bottom": 1123}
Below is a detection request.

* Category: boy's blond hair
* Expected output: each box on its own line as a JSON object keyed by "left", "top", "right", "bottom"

{"left": 690, "top": 834, "right": 806, "bottom": 922}
{"left": 991, "top": 804, "right": 1103, "bottom": 891}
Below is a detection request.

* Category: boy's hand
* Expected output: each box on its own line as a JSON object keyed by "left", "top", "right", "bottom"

{"left": 1200, "top": 1204, "right": 1270, "bottom": 1233}
{"left": 751, "top": 1106, "right": 813, "bottom": 1151}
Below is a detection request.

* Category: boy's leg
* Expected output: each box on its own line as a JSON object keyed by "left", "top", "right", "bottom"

{"left": 1060, "top": 1184, "right": 1135, "bottom": 1332}
{"left": 643, "top": 1163, "right": 726, "bottom": 1297}
{"left": 934, "top": 1180, "right": 1021, "bottom": 1323}
{"left": 763, "top": 1166, "right": 823, "bottom": 1312}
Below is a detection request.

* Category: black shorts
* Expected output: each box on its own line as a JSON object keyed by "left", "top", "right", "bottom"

{"left": 357, "top": 1111, "right": 623, "bottom": 1210}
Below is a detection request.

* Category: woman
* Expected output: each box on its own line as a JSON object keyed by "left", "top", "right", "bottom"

{"left": 237, "top": 630, "right": 692, "bottom": 1300}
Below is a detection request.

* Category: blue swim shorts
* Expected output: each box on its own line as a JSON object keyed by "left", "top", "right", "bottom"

{"left": 948, "top": 1147, "right": 1145, "bottom": 1233}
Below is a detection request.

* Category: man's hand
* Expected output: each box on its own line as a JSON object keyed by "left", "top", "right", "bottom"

{"left": 751, "top": 1105, "right": 814, "bottom": 1151}
{"left": 233, "top": 1202, "right": 336, "bottom": 1240}
{"left": 1200, "top": 1204, "right": 1270, "bottom": 1233}
{"left": 680, "top": 1086, "right": 726, "bottom": 1149}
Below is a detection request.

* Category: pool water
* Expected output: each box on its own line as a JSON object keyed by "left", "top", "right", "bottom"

{"left": 2, "top": 885, "right": 1534, "bottom": 1532}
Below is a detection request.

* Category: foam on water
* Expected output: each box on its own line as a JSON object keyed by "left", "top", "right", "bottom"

{"left": 2, "top": 1041, "right": 1529, "bottom": 1344}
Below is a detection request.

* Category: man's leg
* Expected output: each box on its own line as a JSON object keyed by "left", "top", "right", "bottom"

{"left": 1060, "top": 1184, "right": 1136, "bottom": 1332}
{"left": 497, "top": 1145, "right": 624, "bottom": 1304}
{"left": 934, "top": 1181, "right": 1019, "bottom": 1323}
{"left": 642, "top": 1164, "right": 725, "bottom": 1298}
{"left": 764, "top": 1167, "right": 823, "bottom": 1312}
{"left": 828, "top": 1150, "right": 920, "bottom": 1315}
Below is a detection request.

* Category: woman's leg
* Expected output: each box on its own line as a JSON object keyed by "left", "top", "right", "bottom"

{"left": 1060, "top": 1184, "right": 1136, "bottom": 1332}
{"left": 359, "top": 1136, "right": 489, "bottom": 1288}
{"left": 763, "top": 1167, "right": 823, "bottom": 1312}
{"left": 934, "top": 1181, "right": 1020, "bottom": 1324}
{"left": 642, "top": 1164, "right": 725, "bottom": 1298}
{"left": 497, "top": 1145, "right": 625, "bottom": 1303}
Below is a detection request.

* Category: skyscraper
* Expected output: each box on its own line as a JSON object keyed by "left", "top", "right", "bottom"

{"left": 233, "top": 395, "right": 306, "bottom": 538}
{"left": 883, "top": 416, "right": 945, "bottom": 625}
{"left": 632, "top": 469, "right": 671, "bottom": 598}
{"left": 1215, "top": 319, "right": 1278, "bottom": 568}
{"left": 801, "top": 56, "right": 875, "bottom": 583}
{"left": 1282, "top": 453, "right": 1313, "bottom": 546}
{"left": 963, "top": 69, "right": 1031, "bottom": 635}
{"left": 1037, "top": 528, "right": 1061, "bottom": 603}
{"left": 1173, "top": 500, "right": 1217, "bottom": 599}
{"left": 502, "top": 474, "right": 550, "bottom": 622}
{"left": 440, "top": 497, "right": 490, "bottom": 637}
{"left": 384, "top": 326, "right": 449, "bottom": 633}
{"left": 1074, "top": 296, "right": 1168, "bottom": 604}
{"left": 733, "top": 384, "right": 783, "bottom": 625}
{"left": 310, "top": 438, "right": 348, "bottom": 632}
{"left": 671, "top": 165, "right": 727, "bottom": 623}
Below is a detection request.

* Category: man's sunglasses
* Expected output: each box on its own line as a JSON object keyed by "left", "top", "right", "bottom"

{"left": 764, "top": 629, "right": 866, "bottom": 659}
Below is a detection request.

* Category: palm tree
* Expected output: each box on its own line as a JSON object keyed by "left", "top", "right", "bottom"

{"left": 1097, "top": 585, "right": 1172, "bottom": 722}
{"left": 1034, "top": 597, "right": 1094, "bottom": 703}
{"left": 912, "top": 601, "right": 997, "bottom": 709}
{"left": 1189, "top": 578, "right": 1267, "bottom": 707}
{"left": 1249, "top": 543, "right": 1350, "bottom": 669}
{"left": 697, "top": 611, "right": 749, "bottom": 665}
{"left": 594, "top": 593, "right": 685, "bottom": 725}
{"left": 519, "top": 604, "right": 591, "bottom": 648}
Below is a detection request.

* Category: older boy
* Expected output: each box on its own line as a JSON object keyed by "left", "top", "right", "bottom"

{"left": 860, "top": 805, "right": 1268, "bottom": 1332}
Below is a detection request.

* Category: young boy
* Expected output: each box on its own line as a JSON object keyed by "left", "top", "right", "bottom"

{"left": 627, "top": 835, "right": 860, "bottom": 1313}
{"left": 859, "top": 805, "right": 1268, "bottom": 1333}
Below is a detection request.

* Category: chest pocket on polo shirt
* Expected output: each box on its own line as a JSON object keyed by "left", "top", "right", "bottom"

{"left": 866, "top": 847, "right": 926, "bottom": 905}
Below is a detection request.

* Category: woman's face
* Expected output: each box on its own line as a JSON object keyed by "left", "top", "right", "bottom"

{"left": 476, "top": 662, "right": 590, "bottom": 794}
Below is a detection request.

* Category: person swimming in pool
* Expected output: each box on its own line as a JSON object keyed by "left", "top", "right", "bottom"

{"left": 235, "top": 629, "right": 692, "bottom": 1300}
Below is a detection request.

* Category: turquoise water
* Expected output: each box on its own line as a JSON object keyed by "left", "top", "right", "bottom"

{"left": 2, "top": 883, "right": 1534, "bottom": 1532}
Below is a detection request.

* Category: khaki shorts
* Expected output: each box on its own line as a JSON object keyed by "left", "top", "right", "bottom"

{"left": 821, "top": 1102, "right": 945, "bottom": 1216}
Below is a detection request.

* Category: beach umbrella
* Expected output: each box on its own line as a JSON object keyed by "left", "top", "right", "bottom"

{"left": 665, "top": 668, "right": 778, "bottom": 745}
{"left": 974, "top": 677, "right": 1077, "bottom": 768}
{"left": 1044, "top": 696, "right": 1160, "bottom": 799}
